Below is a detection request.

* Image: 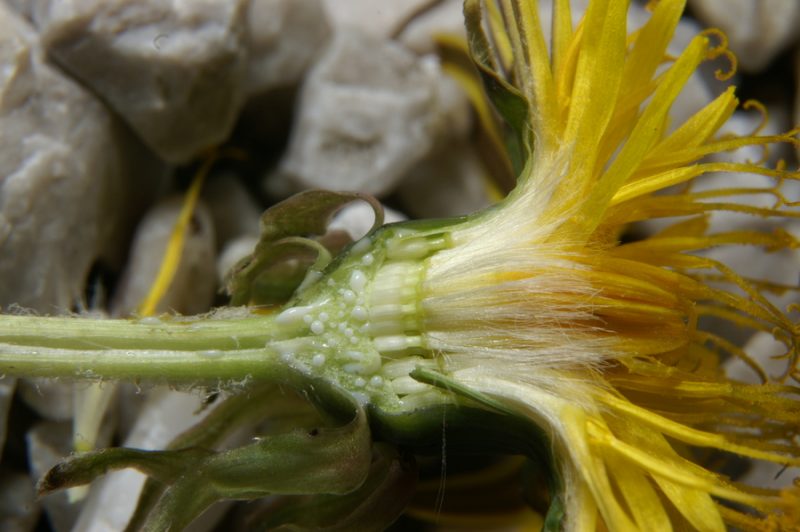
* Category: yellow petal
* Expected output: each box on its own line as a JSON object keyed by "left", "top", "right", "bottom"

{"left": 578, "top": 34, "right": 709, "bottom": 233}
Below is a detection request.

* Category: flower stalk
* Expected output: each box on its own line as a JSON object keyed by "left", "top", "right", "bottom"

{"left": 0, "top": 311, "right": 291, "bottom": 383}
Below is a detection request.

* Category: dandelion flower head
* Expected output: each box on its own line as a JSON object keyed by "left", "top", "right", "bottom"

{"left": 415, "top": 0, "right": 800, "bottom": 529}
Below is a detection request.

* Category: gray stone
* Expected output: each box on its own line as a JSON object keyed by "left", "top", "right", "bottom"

{"left": 0, "top": 4, "right": 162, "bottom": 313}
{"left": 320, "top": 0, "right": 432, "bottom": 38}
{"left": 0, "top": 7, "right": 159, "bottom": 511}
{"left": 2, "top": 0, "right": 35, "bottom": 22}
{"left": 245, "top": 0, "right": 331, "bottom": 95}
{"left": 37, "top": 0, "right": 249, "bottom": 163}
{"left": 17, "top": 379, "right": 74, "bottom": 421}
{"left": 0, "top": 470, "right": 38, "bottom": 532}
{"left": 277, "top": 31, "right": 448, "bottom": 197}
{"left": 689, "top": 0, "right": 800, "bottom": 73}
{"left": 111, "top": 195, "right": 217, "bottom": 317}
{"left": 398, "top": 0, "right": 465, "bottom": 55}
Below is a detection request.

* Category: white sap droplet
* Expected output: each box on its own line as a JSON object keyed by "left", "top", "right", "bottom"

{"left": 345, "top": 350, "right": 364, "bottom": 361}
{"left": 303, "top": 314, "right": 313, "bottom": 324}
{"left": 361, "top": 253, "right": 374, "bottom": 266}
{"left": 342, "top": 289, "right": 356, "bottom": 303}
{"left": 276, "top": 306, "right": 313, "bottom": 325}
{"left": 198, "top": 350, "right": 223, "bottom": 359}
{"left": 311, "top": 354, "right": 326, "bottom": 367}
{"left": 349, "top": 270, "right": 367, "bottom": 293}
{"left": 351, "top": 238, "right": 370, "bottom": 255}
{"left": 369, "top": 375, "right": 383, "bottom": 387}
{"left": 138, "top": 316, "right": 162, "bottom": 325}
{"left": 350, "top": 306, "right": 367, "bottom": 321}
{"left": 310, "top": 320, "right": 325, "bottom": 334}
{"left": 349, "top": 336, "right": 359, "bottom": 344}
{"left": 319, "top": 312, "right": 329, "bottom": 322}
{"left": 354, "top": 377, "right": 366, "bottom": 387}
{"left": 344, "top": 363, "right": 363, "bottom": 374}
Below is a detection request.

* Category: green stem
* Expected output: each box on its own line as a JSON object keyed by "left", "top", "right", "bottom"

{"left": 0, "top": 313, "right": 283, "bottom": 351}
{"left": 0, "top": 312, "right": 299, "bottom": 384}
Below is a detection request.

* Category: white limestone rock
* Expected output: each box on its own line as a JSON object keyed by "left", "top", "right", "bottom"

{"left": 0, "top": 3, "right": 161, "bottom": 313}
{"left": 689, "top": 0, "right": 800, "bottom": 73}
{"left": 320, "top": 0, "right": 433, "bottom": 38}
{"left": 0, "top": 470, "right": 38, "bottom": 532}
{"left": 398, "top": 0, "right": 465, "bottom": 55}
{"left": 111, "top": 195, "right": 217, "bottom": 317}
{"left": 245, "top": 0, "right": 331, "bottom": 95}
{"left": 17, "top": 379, "right": 74, "bottom": 421}
{"left": 36, "top": 0, "right": 249, "bottom": 163}
{"left": 277, "top": 31, "right": 449, "bottom": 197}
{"left": 0, "top": 6, "right": 159, "bottom": 498}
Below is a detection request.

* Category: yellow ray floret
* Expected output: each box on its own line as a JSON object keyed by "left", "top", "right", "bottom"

{"left": 426, "top": 0, "right": 800, "bottom": 529}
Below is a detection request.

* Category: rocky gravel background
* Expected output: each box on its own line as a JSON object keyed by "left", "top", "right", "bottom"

{"left": 0, "top": 0, "right": 797, "bottom": 530}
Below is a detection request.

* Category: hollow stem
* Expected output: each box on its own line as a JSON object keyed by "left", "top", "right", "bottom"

{"left": 0, "top": 312, "right": 299, "bottom": 384}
